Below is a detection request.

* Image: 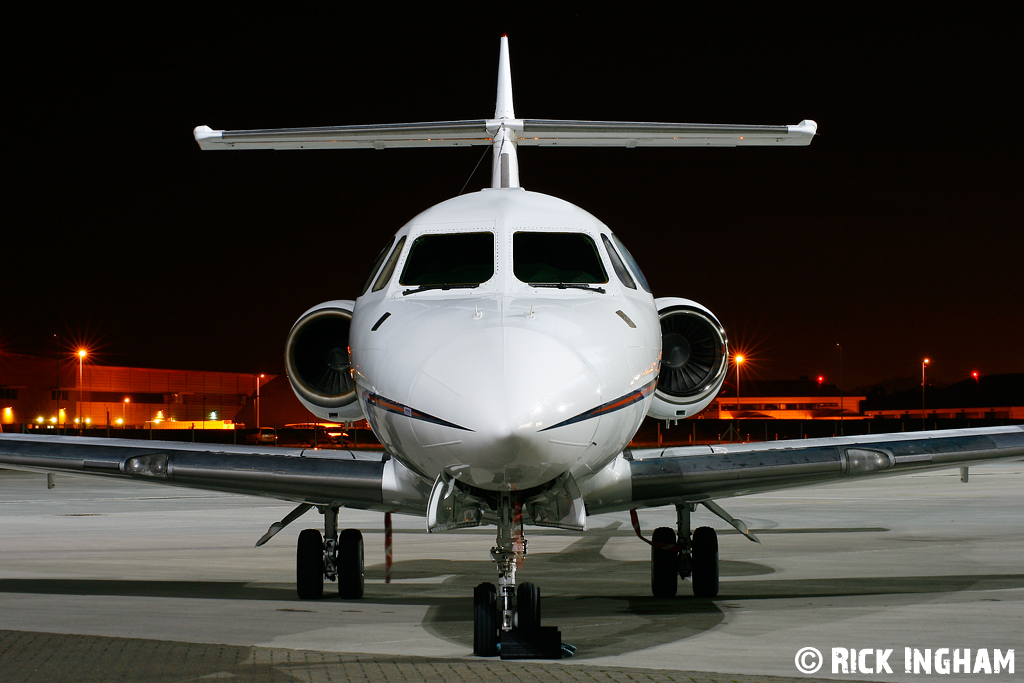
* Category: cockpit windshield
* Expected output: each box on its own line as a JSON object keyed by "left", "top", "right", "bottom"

{"left": 513, "top": 232, "right": 608, "bottom": 284}
{"left": 399, "top": 232, "right": 494, "bottom": 286}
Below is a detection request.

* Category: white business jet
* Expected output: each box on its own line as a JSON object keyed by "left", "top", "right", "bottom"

{"left": 2, "top": 36, "right": 1022, "bottom": 657}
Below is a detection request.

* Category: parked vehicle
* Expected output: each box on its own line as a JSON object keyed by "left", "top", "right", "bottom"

{"left": 245, "top": 427, "right": 277, "bottom": 446}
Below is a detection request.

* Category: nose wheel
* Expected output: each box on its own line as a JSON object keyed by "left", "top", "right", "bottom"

{"left": 473, "top": 582, "right": 499, "bottom": 656}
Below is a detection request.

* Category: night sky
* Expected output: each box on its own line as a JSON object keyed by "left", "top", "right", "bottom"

{"left": 6, "top": 9, "right": 1021, "bottom": 391}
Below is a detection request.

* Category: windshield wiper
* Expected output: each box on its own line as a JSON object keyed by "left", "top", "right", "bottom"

{"left": 402, "top": 283, "right": 482, "bottom": 296}
{"left": 531, "top": 282, "right": 606, "bottom": 294}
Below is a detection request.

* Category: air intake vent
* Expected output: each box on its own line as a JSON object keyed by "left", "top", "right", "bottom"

{"left": 657, "top": 308, "right": 726, "bottom": 398}
{"left": 285, "top": 306, "right": 356, "bottom": 409}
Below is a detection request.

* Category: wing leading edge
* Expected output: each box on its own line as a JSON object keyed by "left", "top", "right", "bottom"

{"left": 584, "top": 425, "right": 1024, "bottom": 514}
{"left": 0, "top": 433, "right": 430, "bottom": 515}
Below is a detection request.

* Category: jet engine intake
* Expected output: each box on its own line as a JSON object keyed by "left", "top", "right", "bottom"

{"left": 285, "top": 300, "right": 364, "bottom": 421}
{"left": 648, "top": 297, "right": 728, "bottom": 421}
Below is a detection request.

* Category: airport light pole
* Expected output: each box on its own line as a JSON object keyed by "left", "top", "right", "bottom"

{"left": 921, "top": 358, "right": 930, "bottom": 431}
{"left": 734, "top": 355, "right": 744, "bottom": 442}
{"left": 54, "top": 334, "right": 61, "bottom": 432}
{"left": 77, "top": 349, "right": 87, "bottom": 433}
{"left": 256, "top": 374, "right": 265, "bottom": 428}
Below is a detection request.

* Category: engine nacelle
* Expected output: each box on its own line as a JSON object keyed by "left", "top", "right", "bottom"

{"left": 284, "top": 300, "right": 365, "bottom": 421}
{"left": 647, "top": 297, "right": 729, "bottom": 421}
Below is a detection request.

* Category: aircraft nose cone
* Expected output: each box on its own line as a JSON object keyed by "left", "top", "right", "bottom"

{"left": 411, "top": 325, "right": 601, "bottom": 489}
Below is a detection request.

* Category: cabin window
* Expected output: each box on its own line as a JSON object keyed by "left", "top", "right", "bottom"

{"left": 399, "top": 232, "right": 494, "bottom": 286}
{"left": 513, "top": 232, "right": 608, "bottom": 284}
{"left": 360, "top": 237, "right": 395, "bottom": 295}
{"left": 372, "top": 236, "right": 407, "bottom": 292}
{"left": 601, "top": 234, "right": 636, "bottom": 289}
{"left": 610, "top": 232, "right": 652, "bottom": 293}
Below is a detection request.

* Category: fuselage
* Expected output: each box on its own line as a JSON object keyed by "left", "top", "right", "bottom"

{"left": 349, "top": 188, "right": 661, "bottom": 491}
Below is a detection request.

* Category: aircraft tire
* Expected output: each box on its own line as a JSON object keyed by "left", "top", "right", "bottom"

{"left": 691, "top": 526, "right": 719, "bottom": 598}
{"left": 651, "top": 526, "right": 679, "bottom": 598}
{"left": 473, "top": 582, "right": 498, "bottom": 656}
{"left": 337, "top": 528, "right": 364, "bottom": 599}
{"left": 517, "top": 581, "right": 541, "bottom": 629}
{"left": 296, "top": 528, "right": 324, "bottom": 600}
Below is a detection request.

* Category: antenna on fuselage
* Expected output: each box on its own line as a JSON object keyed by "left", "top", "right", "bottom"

{"left": 488, "top": 34, "right": 521, "bottom": 189}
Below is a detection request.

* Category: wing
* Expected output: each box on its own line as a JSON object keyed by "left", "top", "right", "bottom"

{"left": 193, "top": 119, "right": 816, "bottom": 150}
{"left": 584, "top": 425, "right": 1024, "bottom": 514}
{"left": 0, "top": 433, "right": 431, "bottom": 516}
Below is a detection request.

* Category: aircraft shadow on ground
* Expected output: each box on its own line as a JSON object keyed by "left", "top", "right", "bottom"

{"left": 3, "top": 521, "right": 1023, "bottom": 659}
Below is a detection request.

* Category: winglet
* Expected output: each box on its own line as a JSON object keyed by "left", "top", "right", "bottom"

{"left": 194, "top": 125, "right": 224, "bottom": 150}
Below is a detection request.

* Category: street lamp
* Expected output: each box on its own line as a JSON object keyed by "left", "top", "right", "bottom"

{"left": 921, "top": 358, "right": 930, "bottom": 431}
{"left": 256, "top": 374, "right": 266, "bottom": 428}
{"left": 123, "top": 398, "right": 130, "bottom": 427}
{"left": 734, "top": 355, "right": 744, "bottom": 442}
{"left": 77, "top": 349, "right": 87, "bottom": 432}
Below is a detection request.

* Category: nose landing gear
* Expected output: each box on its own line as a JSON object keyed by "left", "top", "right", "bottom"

{"left": 473, "top": 492, "right": 562, "bottom": 658}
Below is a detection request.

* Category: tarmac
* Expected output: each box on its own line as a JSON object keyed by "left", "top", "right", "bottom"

{"left": 1, "top": 460, "right": 1021, "bottom": 682}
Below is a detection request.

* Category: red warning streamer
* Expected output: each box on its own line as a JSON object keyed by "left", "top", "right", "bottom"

{"left": 384, "top": 511, "right": 393, "bottom": 584}
{"left": 630, "top": 508, "right": 682, "bottom": 552}
{"left": 513, "top": 499, "right": 525, "bottom": 568}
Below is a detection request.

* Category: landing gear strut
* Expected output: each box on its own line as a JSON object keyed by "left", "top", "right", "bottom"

{"left": 473, "top": 491, "right": 553, "bottom": 657}
{"left": 645, "top": 504, "right": 720, "bottom": 598}
{"left": 295, "top": 506, "right": 364, "bottom": 600}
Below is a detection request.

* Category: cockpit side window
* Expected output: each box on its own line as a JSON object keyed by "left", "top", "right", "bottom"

{"left": 360, "top": 237, "right": 395, "bottom": 296}
{"left": 399, "top": 232, "right": 494, "bottom": 286}
{"left": 372, "top": 235, "right": 407, "bottom": 292}
{"left": 610, "top": 232, "right": 652, "bottom": 293}
{"left": 513, "top": 232, "right": 608, "bottom": 284}
{"left": 601, "top": 234, "right": 636, "bottom": 290}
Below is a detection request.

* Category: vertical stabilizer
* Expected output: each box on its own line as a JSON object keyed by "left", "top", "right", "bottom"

{"left": 495, "top": 35, "right": 515, "bottom": 120}
{"left": 488, "top": 35, "right": 521, "bottom": 189}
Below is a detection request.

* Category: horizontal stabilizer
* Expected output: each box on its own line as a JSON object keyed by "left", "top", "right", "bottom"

{"left": 515, "top": 119, "right": 816, "bottom": 147}
{"left": 194, "top": 119, "right": 816, "bottom": 151}
{"left": 194, "top": 121, "right": 493, "bottom": 150}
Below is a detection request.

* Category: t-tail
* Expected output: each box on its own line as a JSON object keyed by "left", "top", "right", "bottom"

{"left": 194, "top": 36, "right": 816, "bottom": 189}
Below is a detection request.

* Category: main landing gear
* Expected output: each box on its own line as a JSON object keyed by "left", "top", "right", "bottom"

{"left": 473, "top": 492, "right": 561, "bottom": 658}
{"left": 640, "top": 504, "right": 720, "bottom": 598}
{"left": 295, "top": 506, "right": 365, "bottom": 600}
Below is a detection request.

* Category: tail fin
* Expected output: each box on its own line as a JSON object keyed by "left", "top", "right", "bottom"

{"left": 488, "top": 34, "right": 521, "bottom": 188}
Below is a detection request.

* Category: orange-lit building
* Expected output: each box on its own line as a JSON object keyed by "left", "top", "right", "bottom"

{"left": 706, "top": 394, "right": 866, "bottom": 420}
{"left": 0, "top": 350, "right": 264, "bottom": 428}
